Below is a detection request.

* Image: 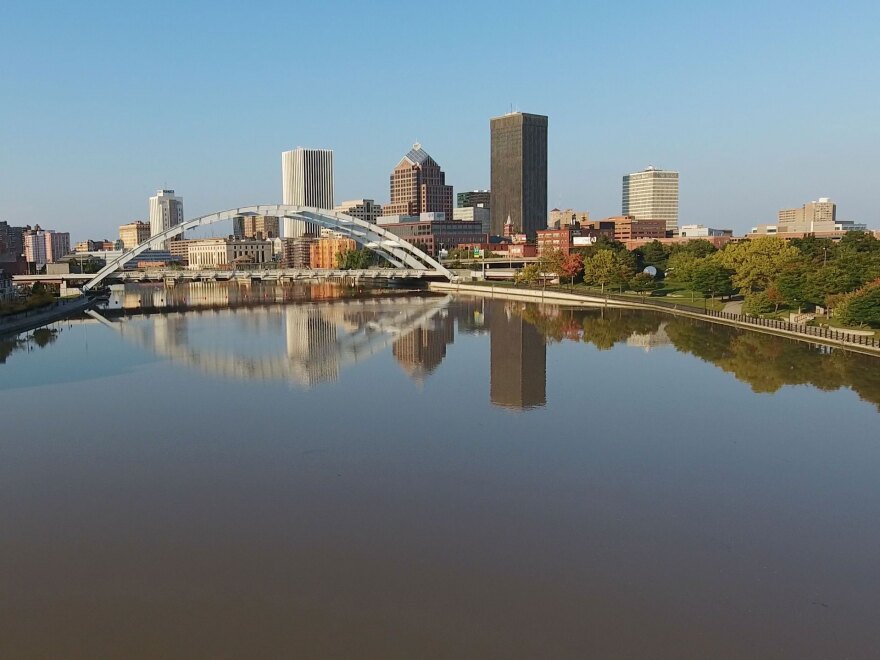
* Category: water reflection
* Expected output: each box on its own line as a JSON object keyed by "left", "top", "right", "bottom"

{"left": 99, "top": 296, "right": 456, "bottom": 389}
{"left": 0, "top": 327, "right": 59, "bottom": 363}
{"left": 489, "top": 303, "right": 546, "bottom": 409}
{"left": 11, "top": 282, "right": 880, "bottom": 411}
{"left": 518, "top": 305, "right": 880, "bottom": 410}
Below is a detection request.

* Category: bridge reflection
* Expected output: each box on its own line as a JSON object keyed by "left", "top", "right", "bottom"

{"left": 97, "top": 296, "right": 454, "bottom": 388}
{"left": 89, "top": 282, "right": 555, "bottom": 409}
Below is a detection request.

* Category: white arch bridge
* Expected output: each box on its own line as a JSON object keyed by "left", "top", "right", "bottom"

{"left": 82, "top": 205, "right": 455, "bottom": 292}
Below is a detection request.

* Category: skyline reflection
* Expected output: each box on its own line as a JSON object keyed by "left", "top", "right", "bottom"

{"left": 8, "top": 282, "right": 879, "bottom": 411}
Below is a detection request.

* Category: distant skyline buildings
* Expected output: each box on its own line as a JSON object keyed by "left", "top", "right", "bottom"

{"left": 490, "top": 112, "right": 548, "bottom": 238}
{"left": 622, "top": 167, "right": 679, "bottom": 235}
{"left": 3, "top": 2, "right": 879, "bottom": 239}
{"left": 23, "top": 227, "right": 70, "bottom": 265}
{"left": 282, "top": 147, "right": 334, "bottom": 238}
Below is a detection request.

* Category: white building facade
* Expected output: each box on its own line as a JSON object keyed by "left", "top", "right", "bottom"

{"left": 622, "top": 167, "right": 679, "bottom": 235}
{"left": 281, "top": 148, "right": 334, "bottom": 238}
{"left": 148, "top": 189, "right": 184, "bottom": 239}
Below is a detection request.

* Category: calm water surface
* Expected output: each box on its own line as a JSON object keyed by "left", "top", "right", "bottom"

{"left": 2, "top": 282, "right": 879, "bottom": 659}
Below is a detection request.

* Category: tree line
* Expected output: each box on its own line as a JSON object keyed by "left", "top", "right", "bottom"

{"left": 516, "top": 232, "right": 880, "bottom": 327}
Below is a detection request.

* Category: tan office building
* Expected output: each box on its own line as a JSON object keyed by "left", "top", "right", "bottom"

{"left": 233, "top": 214, "right": 280, "bottom": 240}
{"left": 548, "top": 208, "right": 590, "bottom": 229}
{"left": 622, "top": 167, "right": 679, "bottom": 235}
{"left": 334, "top": 199, "right": 383, "bottom": 224}
{"left": 383, "top": 144, "right": 453, "bottom": 221}
{"left": 119, "top": 221, "right": 151, "bottom": 250}
{"left": 777, "top": 198, "right": 837, "bottom": 232}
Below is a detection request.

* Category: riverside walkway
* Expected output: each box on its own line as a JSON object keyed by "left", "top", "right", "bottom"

{"left": 429, "top": 281, "right": 880, "bottom": 356}
{"left": 0, "top": 296, "right": 95, "bottom": 338}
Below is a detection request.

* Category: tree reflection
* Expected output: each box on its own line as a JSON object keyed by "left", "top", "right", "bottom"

{"left": 0, "top": 328, "right": 59, "bottom": 363}
{"left": 509, "top": 304, "right": 880, "bottom": 409}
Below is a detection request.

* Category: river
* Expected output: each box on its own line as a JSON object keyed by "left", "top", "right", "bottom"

{"left": 1, "top": 282, "right": 878, "bottom": 658}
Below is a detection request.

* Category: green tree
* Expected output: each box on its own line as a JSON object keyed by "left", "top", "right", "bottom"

{"left": 691, "top": 261, "right": 735, "bottom": 300}
{"left": 583, "top": 250, "right": 633, "bottom": 293}
{"left": 838, "top": 231, "right": 880, "bottom": 255}
{"left": 628, "top": 271, "right": 659, "bottom": 294}
{"left": 743, "top": 291, "right": 775, "bottom": 316}
{"left": 835, "top": 280, "right": 880, "bottom": 327}
{"left": 669, "top": 239, "right": 718, "bottom": 259}
{"left": 635, "top": 240, "right": 669, "bottom": 270}
{"left": 775, "top": 265, "right": 813, "bottom": 311}
{"left": 515, "top": 263, "right": 542, "bottom": 286}
{"left": 666, "top": 252, "right": 699, "bottom": 288}
{"left": 714, "top": 236, "right": 800, "bottom": 293}
{"left": 537, "top": 249, "right": 566, "bottom": 282}
{"left": 789, "top": 235, "right": 836, "bottom": 263}
{"left": 336, "top": 248, "right": 375, "bottom": 269}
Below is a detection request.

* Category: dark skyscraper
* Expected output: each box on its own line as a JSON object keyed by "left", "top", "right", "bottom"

{"left": 490, "top": 112, "right": 548, "bottom": 238}
{"left": 489, "top": 302, "right": 546, "bottom": 410}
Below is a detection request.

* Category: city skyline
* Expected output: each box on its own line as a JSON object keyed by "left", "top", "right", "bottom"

{"left": 1, "top": 2, "right": 878, "bottom": 238}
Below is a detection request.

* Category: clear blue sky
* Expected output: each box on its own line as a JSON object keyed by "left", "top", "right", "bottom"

{"left": 1, "top": 0, "right": 878, "bottom": 239}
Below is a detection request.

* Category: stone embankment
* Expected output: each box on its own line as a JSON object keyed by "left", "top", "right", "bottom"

{"left": 0, "top": 296, "right": 95, "bottom": 337}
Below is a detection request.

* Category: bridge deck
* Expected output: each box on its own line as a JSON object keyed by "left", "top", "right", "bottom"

{"left": 15, "top": 268, "right": 449, "bottom": 286}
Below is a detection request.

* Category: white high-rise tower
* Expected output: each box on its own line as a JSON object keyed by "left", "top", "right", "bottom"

{"left": 148, "top": 189, "right": 184, "bottom": 238}
{"left": 622, "top": 167, "right": 679, "bottom": 235}
{"left": 281, "top": 148, "right": 334, "bottom": 237}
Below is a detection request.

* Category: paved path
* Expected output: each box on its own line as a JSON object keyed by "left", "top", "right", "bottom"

{"left": 723, "top": 300, "right": 743, "bottom": 314}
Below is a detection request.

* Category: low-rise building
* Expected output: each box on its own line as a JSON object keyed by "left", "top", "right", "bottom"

{"left": 508, "top": 243, "right": 537, "bottom": 258}
{"left": 679, "top": 224, "right": 733, "bottom": 238}
{"left": 309, "top": 237, "right": 357, "bottom": 269}
{"left": 382, "top": 220, "right": 488, "bottom": 256}
{"left": 280, "top": 237, "right": 316, "bottom": 268}
{"left": 457, "top": 190, "right": 491, "bottom": 209}
{"left": 186, "top": 238, "right": 273, "bottom": 269}
{"left": 537, "top": 228, "right": 580, "bottom": 255}
{"left": 548, "top": 208, "right": 590, "bottom": 229}
{"left": 75, "top": 240, "right": 115, "bottom": 253}
{"left": 168, "top": 239, "right": 197, "bottom": 266}
{"left": 452, "top": 206, "right": 490, "bottom": 233}
{"left": 377, "top": 212, "right": 446, "bottom": 226}
{"left": 610, "top": 216, "right": 666, "bottom": 241}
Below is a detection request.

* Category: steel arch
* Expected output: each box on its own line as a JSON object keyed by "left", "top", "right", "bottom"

{"left": 82, "top": 205, "right": 454, "bottom": 291}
